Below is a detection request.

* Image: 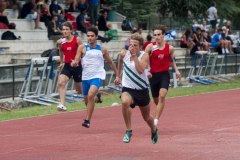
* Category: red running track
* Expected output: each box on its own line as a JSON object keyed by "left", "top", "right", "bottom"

{"left": 0, "top": 89, "right": 240, "bottom": 160}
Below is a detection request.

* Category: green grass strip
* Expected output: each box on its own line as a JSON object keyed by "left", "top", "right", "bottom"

{"left": 0, "top": 78, "right": 239, "bottom": 121}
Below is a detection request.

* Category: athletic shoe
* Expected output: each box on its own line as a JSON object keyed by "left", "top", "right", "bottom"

{"left": 151, "top": 128, "right": 158, "bottom": 144}
{"left": 122, "top": 129, "right": 132, "bottom": 143}
{"left": 82, "top": 119, "right": 90, "bottom": 128}
{"left": 96, "top": 93, "right": 102, "bottom": 103}
{"left": 57, "top": 104, "right": 67, "bottom": 111}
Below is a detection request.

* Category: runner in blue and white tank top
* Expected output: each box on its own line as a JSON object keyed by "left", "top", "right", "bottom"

{"left": 81, "top": 43, "right": 106, "bottom": 80}
{"left": 117, "top": 33, "right": 158, "bottom": 144}
{"left": 73, "top": 27, "right": 120, "bottom": 128}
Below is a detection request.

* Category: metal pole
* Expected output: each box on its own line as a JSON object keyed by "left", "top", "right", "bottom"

{"left": 12, "top": 66, "right": 15, "bottom": 101}
{"left": 235, "top": 54, "right": 238, "bottom": 74}
{"left": 225, "top": 55, "right": 227, "bottom": 75}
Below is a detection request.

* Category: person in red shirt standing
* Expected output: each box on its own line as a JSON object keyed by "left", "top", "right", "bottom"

{"left": 145, "top": 24, "right": 181, "bottom": 126}
{"left": 57, "top": 22, "right": 83, "bottom": 111}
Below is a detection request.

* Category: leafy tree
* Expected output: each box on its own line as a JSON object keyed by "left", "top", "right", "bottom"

{"left": 114, "top": 0, "right": 240, "bottom": 29}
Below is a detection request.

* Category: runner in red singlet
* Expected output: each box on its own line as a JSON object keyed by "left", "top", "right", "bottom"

{"left": 56, "top": 22, "right": 83, "bottom": 111}
{"left": 145, "top": 24, "right": 181, "bottom": 126}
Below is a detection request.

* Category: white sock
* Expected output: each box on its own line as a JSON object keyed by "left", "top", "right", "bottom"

{"left": 225, "top": 48, "right": 229, "bottom": 53}
{"left": 222, "top": 48, "right": 225, "bottom": 54}
{"left": 154, "top": 119, "right": 158, "bottom": 126}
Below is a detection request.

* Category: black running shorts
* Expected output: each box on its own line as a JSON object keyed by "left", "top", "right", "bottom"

{"left": 122, "top": 87, "right": 150, "bottom": 108}
{"left": 60, "top": 63, "right": 82, "bottom": 82}
{"left": 149, "top": 71, "right": 170, "bottom": 98}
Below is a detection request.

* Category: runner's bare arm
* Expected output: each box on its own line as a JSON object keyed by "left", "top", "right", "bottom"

{"left": 72, "top": 43, "right": 84, "bottom": 67}
{"left": 57, "top": 39, "right": 64, "bottom": 70}
{"left": 170, "top": 45, "right": 181, "bottom": 80}
{"left": 144, "top": 43, "right": 153, "bottom": 55}
{"left": 133, "top": 52, "right": 149, "bottom": 74}
{"left": 117, "top": 49, "right": 127, "bottom": 79}
{"left": 102, "top": 47, "right": 120, "bottom": 84}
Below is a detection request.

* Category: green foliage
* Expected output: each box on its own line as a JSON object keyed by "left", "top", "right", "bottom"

{"left": 115, "top": 0, "right": 240, "bottom": 28}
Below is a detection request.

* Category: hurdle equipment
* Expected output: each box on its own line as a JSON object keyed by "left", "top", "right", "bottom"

{"left": 65, "top": 93, "right": 84, "bottom": 100}
{"left": 188, "top": 51, "right": 216, "bottom": 85}
{"left": 19, "top": 57, "right": 51, "bottom": 106}
{"left": 203, "top": 52, "right": 218, "bottom": 76}
{"left": 38, "top": 56, "right": 60, "bottom": 104}
{"left": 169, "top": 67, "right": 178, "bottom": 88}
{"left": 64, "top": 78, "right": 84, "bottom": 102}
{"left": 108, "top": 83, "right": 122, "bottom": 92}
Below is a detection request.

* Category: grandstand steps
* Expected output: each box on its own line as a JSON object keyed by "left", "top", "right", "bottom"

{"left": 100, "top": 40, "right": 125, "bottom": 50}
{"left": 0, "top": 29, "right": 48, "bottom": 40}
{"left": 9, "top": 19, "right": 47, "bottom": 30}
{"left": 0, "top": 50, "right": 43, "bottom": 64}
{"left": 174, "top": 48, "right": 188, "bottom": 56}
{"left": 0, "top": 40, "right": 55, "bottom": 51}
{"left": 5, "top": 9, "right": 18, "bottom": 19}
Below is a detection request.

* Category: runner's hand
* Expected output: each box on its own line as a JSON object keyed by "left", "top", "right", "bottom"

{"left": 147, "top": 72, "right": 152, "bottom": 79}
{"left": 114, "top": 77, "right": 121, "bottom": 85}
{"left": 70, "top": 59, "right": 79, "bottom": 67}
{"left": 58, "top": 63, "right": 64, "bottom": 70}
{"left": 176, "top": 71, "right": 181, "bottom": 80}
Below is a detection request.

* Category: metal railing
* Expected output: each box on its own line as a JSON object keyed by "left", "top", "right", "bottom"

{"left": 0, "top": 53, "right": 239, "bottom": 100}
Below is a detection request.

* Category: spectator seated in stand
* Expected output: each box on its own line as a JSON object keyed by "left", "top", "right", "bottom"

{"left": 211, "top": 28, "right": 230, "bottom": 54}
{"left": 37, "top": 1, "right": 52, "bottom": 27}
{"left": 98, "top": 10, "right": 111, "bottom": 31}
{"left": 7, "top": 0, "right": 22, "bottom": 19}
{"left": 20, "top": 0, "right": 42, "bottom": 29}
{"left": 76, "top": 8, "right": 87, "bottom": 33}
{"left": 192, "top": 20, "right": 200, "bottom": 33}
{"left": 192, "top": 27, "right": 203, "bottom": 51}
{"left": 121, "top": 18, "right": 132, "bottom": 31}
{"left": 49, "top": 0, "right": 65, "bottom": 27}
{"left": 200, "top": 20, "right": 210, "bottom": 33}
{"left": 222, "top": 26, "right": 233, "bottom": 53}
{"left": 76, "top": 8, "right": 111, "bottom": 43}
{"left": 200, "top": 29, "right": 211, "bottom": 51}
{"left": 47, "top": 15, "right": 62, "bottom": 40}
{"left": 180, "top": 29, "right": 194, "bottom": 49}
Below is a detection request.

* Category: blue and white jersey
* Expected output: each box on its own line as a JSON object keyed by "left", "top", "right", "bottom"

{"left": 122, "top": 51, "right": 149, "bottom": 90}
{"left": 81, "top": 43, "right": 106, "bottom": 80}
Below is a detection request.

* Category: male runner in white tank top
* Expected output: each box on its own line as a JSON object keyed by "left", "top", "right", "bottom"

{"left": 116, "top": 33, "right": 158, "bottom": 144}
{"left": 73, "top": 27, "right": 120, "bottom": 128}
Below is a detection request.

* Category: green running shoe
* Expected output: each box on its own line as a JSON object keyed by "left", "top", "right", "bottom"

{"left": 151, "top": 128, "right": 158, "bottom": 144}
{"left": 122, "top": 129, "right": 132, "bottom": 143}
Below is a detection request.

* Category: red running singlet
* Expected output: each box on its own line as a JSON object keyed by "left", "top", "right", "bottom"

{"left": 149, "top": 42, "right": 171, "bottom": 73}
{"left": 61, "top": 36, "right": 78, "bottom": 64}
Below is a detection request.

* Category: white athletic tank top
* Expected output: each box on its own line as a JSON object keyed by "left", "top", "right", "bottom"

{"left": 81, "top": 43, "right": 106, "bottom": 80}
{"left": 122, "top": 51, "right": 149, "bottom": 90}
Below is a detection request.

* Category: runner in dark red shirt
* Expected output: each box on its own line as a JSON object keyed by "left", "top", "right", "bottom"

{"left": 56, "top": 22, "right": 83, "bottom": 111}
{"left": 145, "top": 24, "right": 181, "bottom": 126}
